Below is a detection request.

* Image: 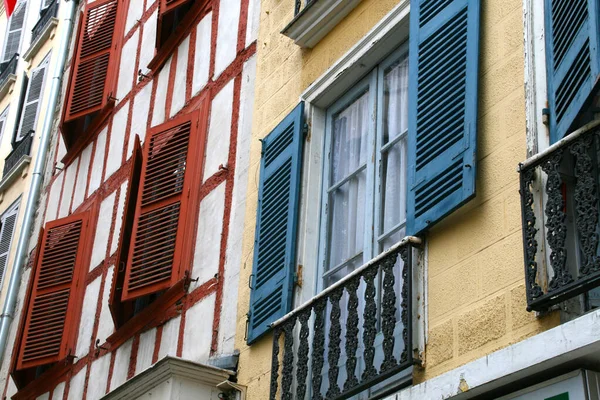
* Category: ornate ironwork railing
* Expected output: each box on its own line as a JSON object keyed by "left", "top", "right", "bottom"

{"left": 3, "top": 133, "right": 33, "bottom": 178}
{"left": 294, "top": 0, "right": 316, "bottom": 16}
{"left": 31, "top": 1, "right": 59, "bottom": 44}
{"left": 0, "top": 54, "right": 19, "bottom": 89}
{"left": 520, "top": 120, "right": 600, "bottom": 312}
{"left": 269, "top": 237, "right": 421, "bottom": 400}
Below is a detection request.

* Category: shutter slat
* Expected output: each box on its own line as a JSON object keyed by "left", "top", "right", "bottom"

{"left": 247, "top": 103, "right": 305, "bottom": 344}
{"left": 546, "top": 0, "right": 600, "bottom": 143}
{"left": 407, "top": 0, "right": 480, "bottom": 235}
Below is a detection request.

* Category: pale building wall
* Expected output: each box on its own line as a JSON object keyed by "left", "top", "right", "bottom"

{"left": 234, "top": 0, "right": 560, "bottom": 397}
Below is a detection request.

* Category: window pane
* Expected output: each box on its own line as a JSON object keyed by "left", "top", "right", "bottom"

{"left": 383, "top": 56, "right": 408, "bottom": 144}
{"left": 331, "top": 92, "right": 370, "bottom": 184}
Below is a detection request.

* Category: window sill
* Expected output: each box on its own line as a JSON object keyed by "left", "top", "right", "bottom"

{"left": 22, "top": 17, "right": 58, "bottom": 62}
{"left": 281, "top": 0, "right": 362, "bottom": 48}
{"left": 104, "top": 274, "right": 191, "bottom": 351}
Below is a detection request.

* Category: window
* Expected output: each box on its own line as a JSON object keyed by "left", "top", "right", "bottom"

{"left": 0, "top": 200, "right": 19, "bottom": 288}
{"left": 0, "top": 106, "right": 9, "bottom": 145}
{"left": 1, "top": 0, "right": 27, "bottom": 63}
{"left": 61, "top": 0, "right": 121, "bottom": 150}
{"left": 156, "top": 0, "right": 194, "bottom": 50}
{"left": 16, "top": 54, "right": 49, "bottom": 141}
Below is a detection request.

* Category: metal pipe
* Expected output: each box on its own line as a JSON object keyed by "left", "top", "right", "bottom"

{"left": 0, "top": 0, "right": 77, "bottom": 365}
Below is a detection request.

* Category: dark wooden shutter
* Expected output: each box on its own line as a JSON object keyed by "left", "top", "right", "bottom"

{"left": 109, "top": 135, "right": 143, "bottom": 326}
{"left": 545, "top": 0, "right": 600, "bottom": 143}
{"left": 406, "top": 0, "right": 480, "bottom": 235}
{"left": 160, "top": 0, "right": 191, "bottom": 14}
{"left": 1, "top": 2, "right": 26, "bottom": 63}
{"left": 17, "top": 58, "right": 49, "bottom": 141}
{"left": 0, "top": 207, "right": 18, "bottom": 287}
{"left": 247, "top": 103, "right": 305, "bottom": 344}
{"left": 122, "top": 112, "right": 202, "bottom": 301}
{"left": 16, "top": 213, "right": 91, "bottom": 370}
{"left": 64, "top": 0, "right": 119, "bottom": 122}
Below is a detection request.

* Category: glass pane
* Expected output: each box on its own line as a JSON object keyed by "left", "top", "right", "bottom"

{"left": 383, "top": 55, "right": 409, "bottom": 145}
{"left": 328, "top": 171, "right": 367, "bottom": 273}
{"left": 381, "top": 141, "right": 407, "bottom": 233}
{"left": 331, "top": 92, "right": 370, "bottom": 184}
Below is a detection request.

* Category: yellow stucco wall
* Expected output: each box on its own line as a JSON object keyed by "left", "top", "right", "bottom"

{"left": 235, "top": 0, "right": 561, "bottom": 397}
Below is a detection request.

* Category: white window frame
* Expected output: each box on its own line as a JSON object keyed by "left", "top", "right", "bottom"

{"left": 0, "top": 106, "right": 9, "bottom": 147}
{"left": 0, "top": 198, "right": 20, "bottom": 291}
{"left": 1, "top": 0, "right": 29, "bottom": 63}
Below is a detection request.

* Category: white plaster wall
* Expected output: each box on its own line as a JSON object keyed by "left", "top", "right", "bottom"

{"left": 36, "top": 393, "right": 49, "bottom": 400}
{"left": 67, "top": 366, "right": 87, "bottom": 400}
{"left": 116, "top": 30, "right": 139, "bottom": 101}
{"left": 52, "top": 382, "right": 65, "bottom": 400}
{"left": 171, "top": 36, "right": 190, "bottom": 117}
{"left": 56, "top": 135, "right": 67, "bottom": 162}
{"left": 89, "top": 127, "right": 107, "bottom": 195}
{"left": 75, "top": 275, "right": 101, "bottom": 358}
{"left": 217, "top": 56, "right": 256, "bottom": 355}
{"left": 152, "top": 56, "right": 172, "bottom": 127}
{"left": 135, "top": 328, "right": 156, "bottom": 374}
{"left": 111, "top": 180, "right": 128, "bottom": 256}
{"left": 191, "top": 183, "right": 225, "bottom": 290}
{"left": 72, "top": 142, "right": 93, "bottom": 210}
{"left": 203, "top": 80, "right": 234, "bottom": 182}
{"left": 182, "top": 294, "right": 216, "bottom": 363}
{"left": 128, "top": 83, "right": 152, "bottom": 158}
{"left": 44, "top": 172, "right": 63, "bottom": 223}
{"left": 58, "top": 160, "right": 77, "bottom": 218}
{"left": 110, "top": 338, "right": 133, "bottom": 391}
{"left": 139, "top": 11, "right": 158, "bottom": 71}
{"left": 105, "top": 103, "right": 129, "bottom": 179}
{"left": 125, "top": 0, "right": 143, "bottom": 34}
{"left": 214, "top": 0, "right": 241, "bottom": 78}
{"left": 245, "top": 0, "right": 260, "bottom": 48}
{"left": 192, "top": 13, "right": 212, "bottom": 96}
{"left": 158, "top": 315, "right": 180, "bottom": 359}
{"left": 96, "top": 266, "right": 116, "bottom": 344}
{"left": 87, "top": 354, "right": 111, "bottom": 400}
{"left": 90, "top": 191, "right": 116, "bottom": 269}
{"left": 5, "top": 378, "right": 16, "bottom": 398}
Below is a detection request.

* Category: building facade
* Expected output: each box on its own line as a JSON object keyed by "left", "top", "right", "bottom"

{"left": 236, "top": 0, "right": 600, "bottom": 399}
{"left": 0, "top": 0, "right": 260, "bottom": 398}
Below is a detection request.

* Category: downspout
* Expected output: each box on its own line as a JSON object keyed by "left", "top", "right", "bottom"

{"left": 0, "top": 0, "right": 77, "bottom": 364}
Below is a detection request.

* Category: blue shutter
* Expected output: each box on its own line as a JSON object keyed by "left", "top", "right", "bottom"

{"left": 545, "top": 0, "right": 600, "bottom": 143}
{"left": 247, "top": 102, "right": 304, "bottom": 344}
{"left": 407, "top": 0, "right": 480, "bottom": 235}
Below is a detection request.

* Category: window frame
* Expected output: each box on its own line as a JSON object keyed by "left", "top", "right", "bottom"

{"left": 1, "top": 0, "right": 28, "bottom": 63}
{"left": 0, "top": 198, "right": 20, "bottom": 289}
{"left": 0, "top": 105, "right": 10, "bottom": 146}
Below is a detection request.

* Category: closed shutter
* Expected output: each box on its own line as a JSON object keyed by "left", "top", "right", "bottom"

{"left": 545, "top": 0, "right": 600, "bottom": 143}
{"left": 109, "top": 135, "right": 143, "bottom": 326}
{"left": 1, "top": 2, "right": 26, "bottom": 63}
{"left": 17, "top": 58, "right": 49, "bottom": 141}
{"left": 16, "top": 212, "right": 91, "bottom": 370}
{"left": 0, "top": 107, "right": 9, "bottom": 145}
{"left": 406, "top": 0, "right": 481, "bottom": 235}
{"left": 0, "top": 206, "right": 18, "bottom": 287}
{"left": 247, "top": 102, "right": 305, "bottom": 344}
{"left": 122, "top": 112, "right": 203, "bottom": 301}
{"left": 64, "top": 0, "right": 119, "bottom": 122}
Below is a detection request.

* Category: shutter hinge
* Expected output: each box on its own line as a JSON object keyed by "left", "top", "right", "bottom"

{"left": 295, "top": 264, "right": 303, "bottom": 288}
{"left": 302, "top": 122, "right": 310, "bottom": 141}
{"left": 542, "top": 107, "right": 550, "bottom": 126}
{"left": 244, "top": 313, "right": 250, "bottom": 341}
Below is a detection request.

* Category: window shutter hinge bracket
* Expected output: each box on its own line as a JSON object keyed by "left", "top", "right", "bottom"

{"left": 302, "top": 122, "right": 309, "bottom": 140}
{"left": 542, "top": 107, "right": 550, "bottom": 126}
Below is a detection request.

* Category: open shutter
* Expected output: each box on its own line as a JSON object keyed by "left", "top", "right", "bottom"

{"left": 247, "top": 102, "right": 305, "bottom": 344}
{"left": 17, "top": 58, "right": 49, "bottom": 141}
{"left": 64, "top": 0, "right": 118, "bottom": 122}
{"left": 545, "top": 0, "right": 600, "bottom": 143}
{"left": 109, "top": 135, "right": 143, "bottom": 326}
{"left": 406, "top": 0, "right": 480, "bottom": 235}
{"left": 16, "top": 212, "right": 90, "bottom": 370}
{"left": 0, "top": 206, "right": 18, "bottom": 287}
{"left": 160, "top": 0, "right": 191, "bottom": 14}
{"left": 1, "top": 2, "right": 26, "bottom": 63}
{"left": 0, "top": 107, "right": 9, "bottom": 145}
{"left": 123, "top": 112, "right": 202, "bottom": 301}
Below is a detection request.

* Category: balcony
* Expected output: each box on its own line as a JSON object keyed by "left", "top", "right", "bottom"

{"left": 520, "top": 120, "right": 600, "bottom": 312}
{"left": 3, "top": 134, "right": 33, "bottom": 178}
{"left": 23, "top": 1, "right": 59, "bottom": 62}
{"left": 268, "top": 237, "right": 421, "bottom": 400}
{"left": 0, "top": 54, "right": 18, "bottom": 99}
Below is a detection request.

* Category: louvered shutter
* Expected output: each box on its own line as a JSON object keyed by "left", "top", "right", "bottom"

{"left": 16, "top": 213, "right": 91, "bottom": 370}
{"left": 247, "top": 103, "right": 305, "bottom": 344}
{"left": 1, "top": 2, "right": 26, "bottom": 63}
{"left": 17, "top": 58, "right": 49, "bottom": 141}
{"left": 0, "top": 107, "right": 9, "bottom": 145}
{"left": 545, "top": 0, "right": 600, "bottom": 143}
{"left": 109, "top": 135, "right": 143, "bottom": 326}
{"left": 406, "top": 0, "right": 480, "bottom": 235}
{"left": 64, "top": 0, "right": 118, "bottom": 122}
{"left": 123, "top": 113, "right": 202, "bottom": 301}
{"left": 0, "top": 207, "right": 18, "bottom": 287}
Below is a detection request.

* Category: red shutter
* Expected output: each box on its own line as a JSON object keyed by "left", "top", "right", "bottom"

{"left": 16, "top": 213, "right": 91, "bottom": 371}
{"left": 122, "top": 111, "right": 203, "bottom": 301}
{"left": 160, "top": 0, "right": 191, "bottom": 14}
{"left": 64, "top": 0, "right": 119, "bottom": 122}
{"left": 109, "top": 135, "right": 143, "bottom": 327}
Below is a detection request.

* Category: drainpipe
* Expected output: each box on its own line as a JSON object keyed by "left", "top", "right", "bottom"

{"left": 0, "top": 0, "right": 77, "bottom": 365}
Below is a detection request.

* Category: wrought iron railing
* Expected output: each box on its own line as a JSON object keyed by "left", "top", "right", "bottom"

{"left": 0, "top": 54, "right": 18, "bottom": 89}
{"left": 294, "top": 0, "right": 316, "bottom": 16}
{"left": 269, "top": 237, "right": 421, "bottom": 400}
{"left": 3, "top": 133, "right": 33, "bottom": 178}
{"left": 520, "top": 120, "right": 600, "bottom": 312}
{"left": 31, "top": 1, "right": 59, "bottom": 44}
